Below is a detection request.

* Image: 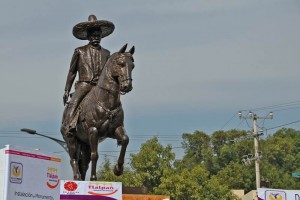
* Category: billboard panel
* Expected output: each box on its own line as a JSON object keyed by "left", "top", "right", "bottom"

{"left": 0, "top": 145, "right": 61, "bottom": 200}
{"left": 258, "top": 188, "right": 300, "bottom": 200}
{"left": 60, "top": 180, "right": 122, "bottom": 200}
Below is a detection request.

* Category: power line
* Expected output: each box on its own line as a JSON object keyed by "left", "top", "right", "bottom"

{"left": 234, "top": 118, "right": 245, "bottom": 129}
{"left": 0, "top": 136, "right": 40, "bottom": 138}
{"left": 220, "top": 112, "right": 238, "bottom": 130}
{"left": 230, "top": 100, "right": 300, "bottom": 131}
{"left": 271, "top": 106, "right": 300, "bottom": 112}
{"left": 266, "top": 120, "right": 300, "bottom": 131}
{"left": 222, "top": 101, "right": 300, "bottom": 131}
{"left": 248, "top": 100, "right": 300, "bottom": 111}
{"left": 0, "top": 130, "right": 60, "bottom": 135}
{"left": 0, "top": 130, "right": 21, "bottom": 133}
{"left": 245, "top": 119, "right": 252, "bottom": 129}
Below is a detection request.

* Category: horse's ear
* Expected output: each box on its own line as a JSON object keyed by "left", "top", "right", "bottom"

{"left": 119, "top": 43, "right": 128, "bottom": 53}
{"left": 129, "top": 46, "right": 135, "bottom": 55}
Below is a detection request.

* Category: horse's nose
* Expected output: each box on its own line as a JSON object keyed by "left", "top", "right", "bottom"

{"left": 122, "top": 81, "right": 132, "bottom": 92}
{"left": 123, "top": 84, "right": 132, "bottom": 92}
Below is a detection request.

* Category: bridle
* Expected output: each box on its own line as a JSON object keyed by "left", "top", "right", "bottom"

{"left": 98, "top": 78, "right": 133, "bottom": 96}
{"left": 99, "top": 53, "right": 133, "bottom": 95}
{"left": 119, "top": 77, "right": 133, "bottom": 95}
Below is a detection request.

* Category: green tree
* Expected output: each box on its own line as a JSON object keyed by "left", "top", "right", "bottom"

{"left": 211, "top": 130, "right": 228, "bottom": 157}
{"left": 217, "top": 130, "right": 252, "bottom": 169}
{"left": 201, "top": 176, "right": 240, "bottom": 200}
{"left": 215, "top": 161, "right": 254, "bottom": 192}
{"left": 130, "top": 137, "right": 175, "bottom": 192}
{"left": 96, "top": 128, "right": 300, "bottom": 198}
{"left": 154, "top": 165, "right": 208, "bottom": 199}
{"left": 181, "top": 131, "right": 216, "bottom": 173}
{"left": 260, "top": 128, "right": 300, "bottom": 189}
{"left": 97, "top": 157, "right": 143, "bottom": 187}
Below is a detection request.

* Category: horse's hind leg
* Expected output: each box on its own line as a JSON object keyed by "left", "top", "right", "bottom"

{"left": 113, "top": 126, "right": 129, "bottom": 176}
{"left": 89, "top": 127, "right": 99, "bottom": 181}
{"left": 78, "top": 143, "right": 91, "bottom": 181}
{"left": 63, "top": 133, "right": 81, "bottom": 180}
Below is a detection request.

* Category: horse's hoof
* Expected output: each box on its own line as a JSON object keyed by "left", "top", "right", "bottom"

{"left": 113, "top": 164, "right": 124, "bottom": 176}
{"left": 90, "top": 175, "right": 97, "bottom": 181}
{"left": 74, "top": 174, "right": 81, "bottom": 180}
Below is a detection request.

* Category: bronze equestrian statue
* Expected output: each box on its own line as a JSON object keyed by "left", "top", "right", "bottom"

{"left": 61, "top": 15, "right": 135, "bottom": 181}
{"left": 62, "top": 15, "right": 114, "bottom": 134}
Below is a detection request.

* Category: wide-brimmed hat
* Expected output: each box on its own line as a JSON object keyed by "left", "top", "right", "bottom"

{"left": 73, "top": 15, "right": 115, "bottom": 40}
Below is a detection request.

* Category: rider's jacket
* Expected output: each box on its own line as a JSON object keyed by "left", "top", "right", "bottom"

{"left": 65, "top": 44, "right": 110, "bottom": 91}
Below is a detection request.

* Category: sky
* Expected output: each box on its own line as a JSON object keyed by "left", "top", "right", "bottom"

{"left": 1, "top": 0, "right": 300, "bottom": 179}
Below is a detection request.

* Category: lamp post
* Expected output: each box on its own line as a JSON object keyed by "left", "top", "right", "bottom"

{"left": 20, "top": 128, "right": 68, "bottom": 152}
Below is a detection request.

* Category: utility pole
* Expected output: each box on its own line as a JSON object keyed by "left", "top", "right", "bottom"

{"left": 239, "top": 111, "right": 273, "bottom": 190}
{"left": 253, "top": 113, "right": 260, "bottom": 189}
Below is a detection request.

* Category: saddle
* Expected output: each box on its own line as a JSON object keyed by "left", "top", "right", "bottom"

{"left": 65, "top": 90, "right": 122, "bottom": 132}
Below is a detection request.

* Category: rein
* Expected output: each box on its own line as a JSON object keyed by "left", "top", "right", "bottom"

{"left": 99, "top": 85, "right": 118, "bottom": 96}
{"left": 91, "top": 52, "right": 132, "bottom": 118}
{"left": 93, "top": 90, "right": 122, "bottom": 122}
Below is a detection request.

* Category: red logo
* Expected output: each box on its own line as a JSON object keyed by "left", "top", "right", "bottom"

{"left": 64, "top": 181, "right": 78, "bottom": 191}
{"left": 47, "top": 180, "right": 60, "bottom": 189}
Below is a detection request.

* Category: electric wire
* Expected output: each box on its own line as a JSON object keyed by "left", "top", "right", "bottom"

{"left": 220, "top": 112, "right": 238, "bottom": 130}
{"left": 265, "top": 120, "right": 300, "bottom": 131}
{"left": 270, "top": 106, "right": 300, "bottom": 112}
{"left": 224, "top": 101, "right": 300, "bottom": 131}
{"left": 248, "top": 100, "right": 300, "bottom": 111}
{"left": 234, "top": 118, "right": 245, "bottom": 129}
{"left": 2, "top": 100, "right": 300, "bottom": 153}
{"left": 245, "top": 119, "right": 252, "bottom": 129}
{"left": 230, "top": 100, "right": 300, "bottom": 134}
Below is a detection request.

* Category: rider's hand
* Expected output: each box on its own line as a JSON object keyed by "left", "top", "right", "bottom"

{"left": 63, "top": 91, "right": 69, "bottom": 106}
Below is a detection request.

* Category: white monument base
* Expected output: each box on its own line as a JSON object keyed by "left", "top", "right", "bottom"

{"left": 0, "top": 145, "right": 61, "bottom": 200}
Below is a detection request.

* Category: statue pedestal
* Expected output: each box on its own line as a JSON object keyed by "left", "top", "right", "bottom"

{"left": 60, "top": 182, "right": 171, "bottom": 200}
{"left": 60, "top": 180, "right": 122, "bottom": 200}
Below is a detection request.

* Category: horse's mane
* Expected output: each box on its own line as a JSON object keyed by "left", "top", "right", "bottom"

{"left": 104, "top": 52, "right": 119, "bottom": 68}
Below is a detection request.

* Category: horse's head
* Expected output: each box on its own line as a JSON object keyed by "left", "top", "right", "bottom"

{"left": 110, "top": 44, "right": 135, "bottom": 94}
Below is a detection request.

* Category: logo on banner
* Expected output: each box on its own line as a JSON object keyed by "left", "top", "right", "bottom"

{"left": 87, "top": 182, "right": 119, "bottom": 196}
{"left": 62, "top": 181, "right": 80, "bottom": 195}
{"left": 46, "top": 167, "right": 59, "bottom": 189}
{"left": 10, "top": 162, "right": 23, "bottom": 184}
{"left": 265, "top": 190, "right": 287, "bottom": 200}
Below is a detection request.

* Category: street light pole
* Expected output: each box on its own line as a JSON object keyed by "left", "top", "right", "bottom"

{"left": 20, "top": 128, "right": 68, "bottom": 152}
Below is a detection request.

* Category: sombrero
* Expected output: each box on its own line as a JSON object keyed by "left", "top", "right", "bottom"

{"left": 73, "top": 15, "right": 115, "bottom": 40}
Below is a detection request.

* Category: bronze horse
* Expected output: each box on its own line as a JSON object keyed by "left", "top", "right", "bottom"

{"left": 62, "top": 44, "right": 135, "bottom": 180}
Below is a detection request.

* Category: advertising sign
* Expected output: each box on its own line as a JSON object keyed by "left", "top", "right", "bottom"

{"left": 292, "top": 172, "right": 300, "bottom": 178}
{"left": 258, "top": 188, "right": 300, "bottom": 200}
{"left": 60, "top": 180, "right": 122, "bottom": 200}
{"left": 0, "top": 145, "right": 61, "bottom": 200}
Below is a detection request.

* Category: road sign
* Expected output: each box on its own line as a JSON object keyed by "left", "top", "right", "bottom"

{"left": 292, "top": 172, "right": 300, "bottom": 178}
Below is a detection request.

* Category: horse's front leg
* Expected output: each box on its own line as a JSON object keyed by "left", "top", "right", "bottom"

{"left": 113, "top": 126, "right": 129, "bottom": 176}
{"left": 88, "top": 127, "right": 99, "bottom": 181}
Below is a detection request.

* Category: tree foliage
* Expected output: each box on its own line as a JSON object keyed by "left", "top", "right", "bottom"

{"left": 96, "top": 128, "right": 300, "bottom": 198}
